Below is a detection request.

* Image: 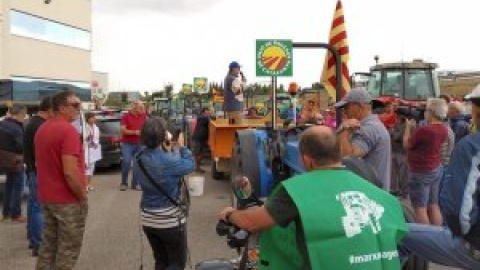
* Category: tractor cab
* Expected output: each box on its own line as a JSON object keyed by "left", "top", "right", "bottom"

{"left": 152, "top": 97, "right": 171, "bottom": 118}
{"left": 367, "top": 59, "right": 440, "bottom": 101}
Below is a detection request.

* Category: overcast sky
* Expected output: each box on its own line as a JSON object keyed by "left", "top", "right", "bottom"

{"left": 91, "top": 0, "right": 479, "bottom": 93}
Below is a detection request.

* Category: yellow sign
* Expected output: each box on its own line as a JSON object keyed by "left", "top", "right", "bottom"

{"left": 182, "top": 84, "right": 193, "bottom": 94}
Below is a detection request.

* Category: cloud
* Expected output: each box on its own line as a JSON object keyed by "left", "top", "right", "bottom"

{"left": 94, "top": 0, "right": 223, "bottom": 14}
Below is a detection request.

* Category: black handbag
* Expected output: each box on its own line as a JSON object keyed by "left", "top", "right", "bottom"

{"left": 136, "top": 152, "right": 190, "bottom": 217}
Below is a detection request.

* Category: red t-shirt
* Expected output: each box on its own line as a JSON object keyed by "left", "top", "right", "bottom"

{"left": 407, "top": 124, "right": 447, "bottom": 172}
{"left": 121, "top": 112, "right": 147, "bottom": 144}
{"left": 379, "top": 112, "right": 398, "bottom": 129}
{"left": 35, "top": 119, "right": 86, "bottom": 203}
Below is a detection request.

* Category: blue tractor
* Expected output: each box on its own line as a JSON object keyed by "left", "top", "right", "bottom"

{"left": 228, "top": 52, "right": 429, "bottom": 270}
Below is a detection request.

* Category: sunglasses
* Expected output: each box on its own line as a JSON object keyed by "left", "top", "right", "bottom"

{"left": 66, "top": 102, "right": 81, "bottom": 109}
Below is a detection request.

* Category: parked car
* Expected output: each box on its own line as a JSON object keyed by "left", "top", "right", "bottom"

{"left": 93, "top": 112, "right": 123, "bottom": 168}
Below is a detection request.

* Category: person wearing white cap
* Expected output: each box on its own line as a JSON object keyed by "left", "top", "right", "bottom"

{"left": 335, "top": 87, "right": 392, "bottom": 191}
{"left": 401, "top": 85, "right": 480, "bottom": 270}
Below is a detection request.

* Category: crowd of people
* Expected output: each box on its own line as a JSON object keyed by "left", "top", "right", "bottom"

{"left": 1, "top": 60, "right": 480, "bottom": 270}
{"left": 219, "top": 64, "right": 480, "bottom": 270}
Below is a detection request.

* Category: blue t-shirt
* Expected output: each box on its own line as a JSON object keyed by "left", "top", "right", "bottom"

{"left": 224, "top": 73, "right": 243, "bottom": 112}
{"left": 351, "top": 114, "right": 392, "bottom": 191}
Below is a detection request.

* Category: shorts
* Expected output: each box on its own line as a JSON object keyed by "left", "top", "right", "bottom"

{"left": 193, "top": 140, "right": 209, "bottom": 156}
{"left": 226, "top": 111, "right": 243, "bottom": 125}
{"left": 408, "top": 166, "right": 442, "bottom": 208}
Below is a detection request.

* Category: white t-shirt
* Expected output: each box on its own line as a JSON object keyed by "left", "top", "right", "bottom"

{"left": 232, "top": 75, "right": 244, "bottom": 102}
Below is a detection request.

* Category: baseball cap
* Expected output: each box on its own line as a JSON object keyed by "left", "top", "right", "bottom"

{"left": 464, "top": 84, "right": 480, "bottom": 101}
{"left": 229, "top": 61, "right": 241, "bottom": 69}
{"left": 334, "top": 87, "right": 372, "bottom": 108}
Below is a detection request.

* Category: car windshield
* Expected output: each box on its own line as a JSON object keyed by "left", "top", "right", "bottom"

{"left": 97, "top": 119, "right": 120, "bottom": 134}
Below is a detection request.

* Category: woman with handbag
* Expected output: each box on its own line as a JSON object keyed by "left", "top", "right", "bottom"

{"left": 134, "top": 117, "right": 194, "bottom": 270}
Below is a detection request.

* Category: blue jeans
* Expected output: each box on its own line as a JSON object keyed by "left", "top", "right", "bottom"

{"left": 26, "top": 171, "right": 43, "bottom": 249}
{"left": 2, "top": 170, "right": 25, "bottom": 218}
{"left": 121, "top": 143, "right": 142, "bottom": 187}
{"left": 401, "top": 223, "right": 480, "bottom": 270}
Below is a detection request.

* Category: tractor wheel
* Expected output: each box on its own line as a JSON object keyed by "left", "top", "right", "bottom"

{"left": 401, "top": 201, "right": 429, "bottom": 270}
{"left": 230, "top": 136, "right": 244, "bottom": 209}
{"left": 211, "top": 160, "right": 224, "bottom": 180}
{"left": 230, "top": 130, "right": 259, "bottom": 209}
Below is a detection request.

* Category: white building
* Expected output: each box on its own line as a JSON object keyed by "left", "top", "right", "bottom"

{"left": 0, "top": 0, "right": 92, "bottom": 106}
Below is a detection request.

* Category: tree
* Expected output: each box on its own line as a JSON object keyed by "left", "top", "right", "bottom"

{"left": 164, "top": 84, "right": 174, "bottom": 98}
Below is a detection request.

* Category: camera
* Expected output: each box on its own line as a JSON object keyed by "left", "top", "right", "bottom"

{"left": 395, "top": 105, "right": 425, "bottom": 122}
{"left": 171, "top": 128, "right": 182, "bottom": 142}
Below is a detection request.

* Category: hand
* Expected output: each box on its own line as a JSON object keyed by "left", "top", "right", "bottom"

{"left": 338, "top": 119, "right": 360, "bottom": 133}
{"left": 136, "top": 130, "right": 141, "bottom": 136}
{"left": 343, "top": 118, "right": 360, "bottom": 129}
{"left": 173, "top": 132, "right": 184, "bottom": 148}
{"left": 219, "top": 207, "right": 235, "bottom": 222}
{"left": 405, "top": 119, "right": 416, "bottom": 129}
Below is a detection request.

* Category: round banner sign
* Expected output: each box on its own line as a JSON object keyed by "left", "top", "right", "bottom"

{"left": 256, "top": 40, "right": 293, "bottom": 77}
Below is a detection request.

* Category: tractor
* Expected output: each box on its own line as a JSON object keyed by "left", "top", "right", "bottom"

{"left": 229, "top": 59, "right": 439, "bottom": 270}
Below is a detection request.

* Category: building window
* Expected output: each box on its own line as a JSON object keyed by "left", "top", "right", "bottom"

{"left": 10, "top": 10, "right": 90, "bottom": 50}
{"left": 9, "top": 77, "right": 91, "bottom": 102}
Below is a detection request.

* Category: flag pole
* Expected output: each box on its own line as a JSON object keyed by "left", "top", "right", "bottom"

{"left": 293, "top": 42, "right": 342, "bottom": 127}
{"left": 271, "top": 76, "right": 277, "bottom": 129}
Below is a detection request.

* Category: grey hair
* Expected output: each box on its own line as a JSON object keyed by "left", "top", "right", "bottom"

{"left": 426, "top": 98, "right": 447, "bottom": 120}
{"left": 448, "top": 101, "right": 465, "bottom": 114}
{"left": 140, "top": 117, "right": 167, "bottom": 149}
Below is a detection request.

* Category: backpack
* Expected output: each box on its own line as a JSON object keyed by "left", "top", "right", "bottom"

{"left": 440, "top": 132, "right": 480, "bottom": 249}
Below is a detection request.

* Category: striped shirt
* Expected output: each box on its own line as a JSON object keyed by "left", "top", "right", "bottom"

{"left": 141, "top": 206, "right": 186, "bottom": 229}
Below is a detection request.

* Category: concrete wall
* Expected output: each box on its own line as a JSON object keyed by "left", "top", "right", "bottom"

{"left": 0, "top": 3, "right": 6, "bottom": 79}
{"left": 0, "top": 0, "right": 91, "bottom": 83}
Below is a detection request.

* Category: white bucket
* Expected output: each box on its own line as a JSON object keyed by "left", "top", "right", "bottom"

{"left": 188, "top": 175, "right": 205, "bottom": 196}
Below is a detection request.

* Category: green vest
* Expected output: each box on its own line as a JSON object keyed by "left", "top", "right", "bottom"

{"left": 260, "top": 170, "right": 408, "bottom": 270}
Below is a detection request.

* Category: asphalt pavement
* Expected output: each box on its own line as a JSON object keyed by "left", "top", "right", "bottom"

{"left": 0, "top": 164, "right": 456, "bottom": 270}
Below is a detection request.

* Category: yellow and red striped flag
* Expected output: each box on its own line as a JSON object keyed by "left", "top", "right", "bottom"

{"left": 321, "top": 0, "right": 351, "bottom": 100}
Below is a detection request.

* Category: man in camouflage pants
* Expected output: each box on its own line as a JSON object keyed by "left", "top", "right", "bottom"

{"left": 35, "top": 91, "right": 88, "bottom": 270}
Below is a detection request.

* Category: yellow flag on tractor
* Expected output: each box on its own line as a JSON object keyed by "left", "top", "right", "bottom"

{"left": 321, "top": 0, "right": 351, "bottom": 99}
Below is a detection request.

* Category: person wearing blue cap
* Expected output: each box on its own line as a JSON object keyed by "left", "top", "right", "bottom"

{"left": 224, "top": 61, "right": 246, "bottom": 124}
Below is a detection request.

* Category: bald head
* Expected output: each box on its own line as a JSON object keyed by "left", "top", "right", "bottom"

{"left": 299, "top": 126, "right": 340, "bottom": 169}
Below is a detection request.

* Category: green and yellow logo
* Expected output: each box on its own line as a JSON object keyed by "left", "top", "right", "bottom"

{"left": 182, "top": 84, "right": 193, "bottom": 94}
{"left": 256, "top": 40, "right": 293, "bottom": 77}
{"left": 193, "top": 77, "right": 208, "bottom": 93}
